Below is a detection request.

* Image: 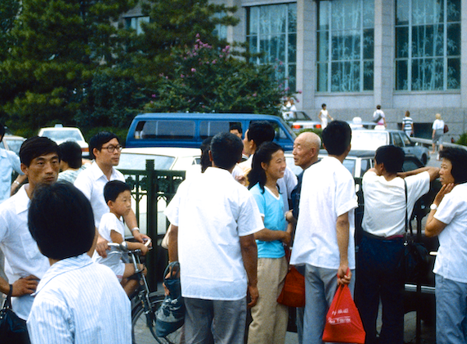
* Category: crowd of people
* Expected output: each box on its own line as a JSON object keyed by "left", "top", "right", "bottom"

{"left": 1, "top": 118, "right": 467, "bottom": 344}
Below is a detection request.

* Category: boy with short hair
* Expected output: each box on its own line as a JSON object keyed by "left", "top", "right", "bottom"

{"left": 93, "top": 180, "right": 149, "bottom": 296}
{"left": 27, "top": 182, "right": 131, "bottom": 343}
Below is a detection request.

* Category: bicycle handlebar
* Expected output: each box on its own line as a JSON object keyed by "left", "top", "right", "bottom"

{"left": 107, "top": 238, "right": 152, "bottom": 254}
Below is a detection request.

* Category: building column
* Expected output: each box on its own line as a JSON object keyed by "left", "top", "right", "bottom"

{"left": 373, "top": 0, "right": 394, "bottom": 110}
{"left": 296, "top": 0, "right": 315, "bottom": 113}
{"left": 461, "top": 0, "right": 467, "bottom": 134}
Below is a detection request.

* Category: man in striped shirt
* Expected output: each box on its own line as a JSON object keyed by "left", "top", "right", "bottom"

{"left": 27, "top": 182, "right": 131, "bottom": 344}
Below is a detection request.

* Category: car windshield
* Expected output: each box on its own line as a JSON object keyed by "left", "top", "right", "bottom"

{"left": 294, "top": 112, "right": 311, "bottom": 121}
{"left": 351, "top": 131, "right": 387, "bottom": 151}
{"left": 41, "top": 129, "right": 83, "bottom": 142}
{"left": 118, "top": 153, "right": 175, "bottom": 170}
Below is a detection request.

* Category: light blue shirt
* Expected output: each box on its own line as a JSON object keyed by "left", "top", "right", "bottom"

{"left": 0, "top": 147, "right": 23, "bottom": 203}
{"left": 250, "top": 183, "right": 286, "bottom": 259}
{"left": 27, "top": 254, "right": 131, "bottom": 344}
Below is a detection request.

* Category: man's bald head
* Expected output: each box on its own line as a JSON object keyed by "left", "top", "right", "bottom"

{"left": 292, "top": 132, "right": 321, "bottom": 170}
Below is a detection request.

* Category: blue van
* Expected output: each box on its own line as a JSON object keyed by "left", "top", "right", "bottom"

{"left": 126, "top": 113, "right": 296, "bottom": 150}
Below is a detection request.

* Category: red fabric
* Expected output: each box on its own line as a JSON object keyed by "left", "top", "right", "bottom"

{"left": 322, "top": 284, "right": 366, "bottom": 344}
{"left": 276, "top": 266, "right": 305, "bottom": 308}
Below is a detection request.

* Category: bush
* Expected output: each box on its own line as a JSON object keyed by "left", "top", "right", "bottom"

{"left": 456, "top": 133, "right": 467, "bottom": 146}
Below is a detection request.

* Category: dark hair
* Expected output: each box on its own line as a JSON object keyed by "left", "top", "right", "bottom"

{"left": 89, "top": 132, "right": 119, "bottom": 160}
{"left": 230, "top": 123, "right": 243, "bottom": 135}
{"left": 376, "top": 105, "right": 381, "bottom": 110}
{"left": 210, "top": 132, "right": 243, "bottom": 170}
{"left": 200, "top": 137, "right": 213, "bottom": 173}
{"left": 247, "top": 121, "right": 275, "bottom": 148}
{"left": 59, "top": 141, "right": 82, "bottom": 169}
{"left": 19, "top": 136, "right": 61, "bottom": 167}
{"left": 375, "top": 145, "right": 405, "bottom": 173}
{"left": 28, "top": 182, "right": 95, "bottom": 260}
{"left": 405, "top": 110, "right": 410, "bottom": 116}
{"left": 104, "top": 180, "right": 131, "bottom": 204}
{"left": 247, "top": 142, "right": 284, "bottom": 193}
{"left": 322, "top": 103, "right": 326, "bottom": 108}
{"left": 439, "top": 148, "right": 467, "bottom": 184}
{"left": 0, "top": 123, "right": 5, "bottom": 141}
{"left": 322, "top": 120, "right": 351, "bottom": 156}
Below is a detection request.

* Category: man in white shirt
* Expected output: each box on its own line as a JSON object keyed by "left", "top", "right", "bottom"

{"left": 355, "top": 145, "right": 439, "bottom": 344}
{"left": 290, "top": 121, "right": 357, "bottom": 343}
{"left": 74, "top": 132, "right": 148, "bottom": 256}
{"left": 165, "top": 132, "right": 263, "bottom": 344}
{"left": 0, "top": 136, "right": 60, "bottom": 324}
{"left": 27, "top": 182, "right": 131, "bottom": 344}
{"left": 234, "top": 121, "right": 297, "bottom": 213}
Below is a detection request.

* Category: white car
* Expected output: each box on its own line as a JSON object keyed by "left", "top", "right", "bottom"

{"left": 117, "top": 147, "right": 201, "bottom": 236}
{"left": 38, "top": 125, "right": 89, "bottom": 156}
{"left": 0, "top": 135, "right": 26, "bottom": 155}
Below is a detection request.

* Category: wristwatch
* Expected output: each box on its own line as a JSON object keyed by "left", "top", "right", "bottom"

{"left": 430, "top": 204, "right": 438, "bottom": 211}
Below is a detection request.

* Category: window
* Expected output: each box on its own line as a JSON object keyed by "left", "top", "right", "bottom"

{"left": 395, "top": 0, "right": 461, "bottom": 91}
{"left": 137, "top": 120, "right": 195, "bottom": 140}
{"left": 125, "top": 16, "right": 150, "bottom": 35}
{"left": 317, "top": 0, "right": 375, "bottom": 92}
{"left": 246, "top": 4, "right": 297, "bottom": 91}
{"left": 213, "top": 12, "right": 228, "bottom": 41}
{"left": 200, "top": 121, "right": 242, "bottom": 139}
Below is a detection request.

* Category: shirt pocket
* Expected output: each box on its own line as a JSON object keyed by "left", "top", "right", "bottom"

{"left": 20, "top": 232, "right": 44, "bottom": 261}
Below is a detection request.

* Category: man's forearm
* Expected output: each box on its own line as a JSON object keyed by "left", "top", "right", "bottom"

{"left": 124, "top": 209, "right": 138, "bottom": 230}
{"left": 240, "top": 235, "right": 258, "bottom": 287}
{"left": 168, "top": 225, "right": 179, "bottom": 262}
{"left": 336, "top": 213, "right": 350, "bottom": 265}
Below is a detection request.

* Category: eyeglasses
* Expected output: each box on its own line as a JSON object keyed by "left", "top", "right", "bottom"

{"left": 101, "top": 144, "right": 123, "bottom": 153}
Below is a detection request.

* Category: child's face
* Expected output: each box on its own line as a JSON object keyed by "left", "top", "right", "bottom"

{"left": 262, "top": 150, "right": 286, "bottom": 182}
{"left": 110, "top": 190, "right": 132, "bottom": 217}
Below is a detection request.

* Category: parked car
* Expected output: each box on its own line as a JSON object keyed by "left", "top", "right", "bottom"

{"left": 117, "top": 147, "right": 201, "bottom": 236}
{"left": 351, "top": 129, "right": 431, "bottom": 165}
{"left": 285, "top": 111, "right": 322, "bottom": 132}
{"left": 38, "top": 125, "right": 89, "bottom": 156}
{"left": 126, "top": 113, "right": 296, "bottom": 151}
{"left": 0, "top": 135, "right": 26, "bottom": 155}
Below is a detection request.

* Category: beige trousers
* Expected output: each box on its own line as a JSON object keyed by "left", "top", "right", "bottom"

{"left": 248, "top": 257, "right": 289, "bottom": 344}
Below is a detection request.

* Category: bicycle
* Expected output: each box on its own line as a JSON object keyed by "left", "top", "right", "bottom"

{"left": 107, "top": 239, "right": 182, "bottom": 344}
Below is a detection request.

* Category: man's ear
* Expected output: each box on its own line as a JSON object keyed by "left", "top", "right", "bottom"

{"left": 93, "top": 148, "right": 100, "bottom": 159}
{"left": 20, "top": 163, "right": 28, "bottom": 176}
{"left": 209, "top": 150, "right": 213, "bottom": 162}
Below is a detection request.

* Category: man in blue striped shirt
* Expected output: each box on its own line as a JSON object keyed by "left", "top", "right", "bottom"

{"left": 26, "top": 182, "right": 131, "bottom": 344}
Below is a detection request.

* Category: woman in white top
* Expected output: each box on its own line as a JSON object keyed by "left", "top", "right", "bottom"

{"left": 318, "top": 103, "right": 333, "bottom": 129}
{"left": 425, "top": 147, "right": 467, "bottom": 344}
{"left": 431, "top": 113, "right": 445, "bottom": 155}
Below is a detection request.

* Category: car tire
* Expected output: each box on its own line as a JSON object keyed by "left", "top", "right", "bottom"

{"left": 422, "top": 154, "right": 427, "bottom": 165}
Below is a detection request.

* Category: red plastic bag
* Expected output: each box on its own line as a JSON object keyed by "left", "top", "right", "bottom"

{"left": 322, "top": 284, "right": 365, "bottom": 344}
{"left": 277, "top": 266, "right": 305, "bottom": 307}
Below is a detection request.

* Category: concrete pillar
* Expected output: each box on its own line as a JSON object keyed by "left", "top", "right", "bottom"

{"left": 460, "top": 0, "right": 467, "bottom": 134}
{"left": 296, "top": 0, "right": 315, "bottom": 112}
{"left": 373, "top": 0, "right": 395, "bottom": 109}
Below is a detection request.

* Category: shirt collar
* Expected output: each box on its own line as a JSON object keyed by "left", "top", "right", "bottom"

{"left": 34, "top": 253, "right": 93, "bottom": 295}
{"left": 15, "top": 185, "right": 30, "bottom": 215}
{"left": 89, "top": 161, "right": 117, "bottom": 181}
{"left": 0, "top": 148, "right": 7, "bottom": 158}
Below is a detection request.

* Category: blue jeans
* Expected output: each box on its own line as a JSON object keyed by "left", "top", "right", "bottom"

{"left": 355, "top": 235, "right": 404, "bottom": 344}
{"left": 303, "top": 264, "right": 356, "bottom": 344}
{"left": 435, "top": 274, "right": 467, "bottom": 344}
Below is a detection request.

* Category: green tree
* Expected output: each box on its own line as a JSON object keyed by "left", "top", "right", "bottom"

{"left": 0, "top": 0, "right": 20, "bottom": 60}
{"left": 0, "top": 0, "right": 135, "bottom": 135}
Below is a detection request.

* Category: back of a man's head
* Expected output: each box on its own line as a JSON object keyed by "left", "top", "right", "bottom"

{"left": 28, "top": 182, "right": 95, "bottom": 260}
{"left": 20, "top": 136, "right": 61, "bottom": 167}
{"left": 375, "top": 145, "right": 405, "bottom": 173}
{"left": 211, "top": 132, "right": 243, "bottom": 170}
{"left": 0, "top": 123, "right": 5, "bottom": 142}
{"left": 322, "top": 120, "right": 352, "bottom": 156}
{"left": 89, "top": 132, "right": 118, "bottom": 160}
{"left": 247, "top": 121, "right": 275, "bottom": 148}
{"left": 59, "top": 141, "right": 82, "bottom": 169}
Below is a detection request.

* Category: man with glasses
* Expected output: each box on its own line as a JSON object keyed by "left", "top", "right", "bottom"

{"left": 74, "top": 132, "right": 148, "bottom": 257}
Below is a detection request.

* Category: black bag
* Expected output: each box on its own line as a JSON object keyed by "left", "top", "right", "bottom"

{"left": 155, "top": 262, "right": 185, "bottom": 337}
{"left": 373, "top": 112, "right": 382, "bottom": 123}
{"left": 0, "top": 285, "right": 30, "bottom": 344}
{"left": 443, "top": 124, "right": 449, "bottom": 133}
{"left": 403, "top": 180, "right": 429, "bottom": 283}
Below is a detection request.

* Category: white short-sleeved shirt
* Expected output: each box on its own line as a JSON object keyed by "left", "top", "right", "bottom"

{"left": 165, "top": 167, "right": 264, "bottom": 301}
{"left": 432, "top": 119, "right": 445, "bottom": 130}
{"left": 362, "top": 171, "right": 430, "bottom": 237}
{"left": 290, "top": 157, "right": 358, "bottom": 269}
{"left": 433, "top": 183, "right": 467, "bottom": 283}
{"left": 0, "top": 185, "right": 50, "bottom": 320}
{"left": 93, "top": 213, "right": 125, "bottom": 276}
{"left": 373, "top": 110, "right": 385, "bottom": 125}
{"left": 0, "top": 148, "right": 24, "bottom": 203}
{"left": 233, "top": 155, "right": 297, "bottom": 213}
{"left": 74, "top": 162, "right": 125, "bottom": 228}
{"left": 27, "top": 254, "right": 131, "bottom": 344}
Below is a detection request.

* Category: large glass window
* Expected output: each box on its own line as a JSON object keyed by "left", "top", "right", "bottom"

{"left": 317, "top": 0, "right": 375, "bottom": 92}
{"left": 395, "top": 0, "right": 461, "bottom": 91}
{"left": 247, "top": 4, "right": 297, "bottom": 91}
{"left": 125, "top": 16, "right": 150, "bottom": 35}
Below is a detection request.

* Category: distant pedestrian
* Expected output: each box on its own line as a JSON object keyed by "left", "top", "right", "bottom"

{"left": 318, "top": 103, "right": 333, "bottom": 129}
{"left": 402, "top": 111, "right": 414, "bottom": 137}
{"left": 58, "top": 141, "right": 84, "bottom": 184}
{"left": 373, "top": 105, "right": 386, "bottom": 128}
{"left": 431, "top": 113, "right": 445, "bottom": 156}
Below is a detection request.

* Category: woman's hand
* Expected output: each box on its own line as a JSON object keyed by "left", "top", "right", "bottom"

{"left": 434, "top": 183, "right": 454, "bottom": 206}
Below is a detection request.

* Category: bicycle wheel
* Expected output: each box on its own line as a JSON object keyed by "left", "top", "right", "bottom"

{"left": 132, "top": 292, "right": 183, "bottom": 344}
